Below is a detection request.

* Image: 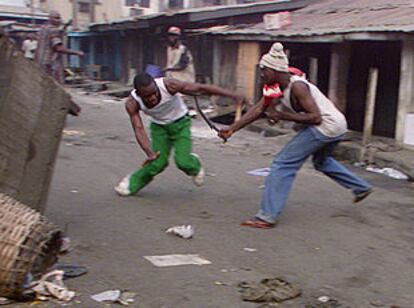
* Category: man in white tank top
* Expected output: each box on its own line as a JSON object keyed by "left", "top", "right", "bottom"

{"left": 219, "top": 42, "right": 372, "bottom": 229}
{"left": 115, "top": 73, "right": 243, "bottom": 196}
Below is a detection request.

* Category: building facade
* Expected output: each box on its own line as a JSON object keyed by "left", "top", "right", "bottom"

{"left": 202, "top": 0, "right": 414, "bottom": 146}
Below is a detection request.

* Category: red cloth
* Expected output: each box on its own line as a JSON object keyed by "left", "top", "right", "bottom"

{"left": 262, "top": 66, "right": 304, "bottom": 108}
{"left": 288, "top": 66, "right": 305, "bottom": 77}
{"left": 263, "top": 84, "right": 283, "bottom": 108}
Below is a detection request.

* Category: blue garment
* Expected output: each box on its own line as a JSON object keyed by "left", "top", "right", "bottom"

{"left": 256, "top": 127, "right": 372, "bottom": 224}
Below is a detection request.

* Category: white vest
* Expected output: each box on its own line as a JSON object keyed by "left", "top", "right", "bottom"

{"left": 281, "top": 75, "right": 348, "bottom": 137}
{"left": 131, "top": 78, "right": 188, "bottom": 125}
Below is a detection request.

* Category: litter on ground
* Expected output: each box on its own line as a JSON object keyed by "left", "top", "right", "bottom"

{"left": 238, "top": 277, "right": 301, "bottom": 303}
{"left": 247, "top": 168, "right": 271, "bottom": 177}
{"left": 144, "top": 254, "right": 211, "bottom": 267}
{"left": 54, "top": 264, "right": 88, "bottom": 279}
{"left": 91, "top": 290, "right": 135, "bottom": 305}
{"left": 365, "top": 166, "right": 408, "bottom": 180}
{"left": 62, "top": 130, "right": 85, "bottom": 137}
{"left": 166, "top": 225, "right": 194, "bottom": 239}
{"left": 29, "top": 270, "right": 75, "bottom": 302}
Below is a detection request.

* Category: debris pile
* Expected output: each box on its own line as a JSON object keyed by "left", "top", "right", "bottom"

{"left": 238, "top": 277, "right": 301, "bottom": 304}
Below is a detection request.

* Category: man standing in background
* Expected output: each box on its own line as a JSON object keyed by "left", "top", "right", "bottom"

{"left": 35, "top": 11, "right": 84, "bottom": 115}
{"left": 164, "top": 26, "right": 195, "bottom": 83}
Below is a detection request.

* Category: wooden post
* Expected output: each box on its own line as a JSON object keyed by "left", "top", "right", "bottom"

{"left": 309, "top": 57, "right": 318, "bottom": 85}
{"left": 236, "top": 41, "right": 261, "bottom": 103}
{"left": 396, "top": 40, "right": 414, "bottom": 144}
{"left": 234, "top": 103, "right": 242, "bottom": 122}
{"left": 234, "top": 41, "right": 260, "bottom": 123}
{"left": 328, "top": 43, "right": 351, "bottom": 113}
{"left": 360, "top": 68, "right": 378, "bottom": 161}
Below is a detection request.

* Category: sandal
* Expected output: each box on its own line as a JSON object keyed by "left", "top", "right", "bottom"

{"left": 353, "top": 189, "right": 373, "bottom": 204}
{"left": 241, "top": 217, "right": 275, "bottom": 229}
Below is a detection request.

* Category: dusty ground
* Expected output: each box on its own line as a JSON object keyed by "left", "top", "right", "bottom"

{"left": 22, "top": 90, "right": 414, "bottom": 307}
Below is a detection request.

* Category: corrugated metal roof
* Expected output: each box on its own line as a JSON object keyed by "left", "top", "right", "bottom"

{"left": 0, "top": 20, "right": 41, "bottom": 32}
{"left": 203, "top": 0, "right": 414, "bottom": 39}
{"left": 90, "top": 0, "right": 313, "bottom": 32}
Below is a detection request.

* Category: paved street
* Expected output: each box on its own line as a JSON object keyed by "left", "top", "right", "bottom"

{"left": 41, "top": 90, "right": 413, "bottom": 307}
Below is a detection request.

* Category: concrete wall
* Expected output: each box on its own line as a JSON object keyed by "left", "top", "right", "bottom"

{"left": 35, "top": 0, "right": 72, "bottom": 22}
{"left": 36, "top": 0, "right": 125, "bottom": 25}
{"left": 0, "top": 35, "right": 71, "bottom": 213}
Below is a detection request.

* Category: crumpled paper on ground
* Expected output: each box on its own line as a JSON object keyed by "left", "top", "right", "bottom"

{"left": 29, "top": 270, "right": 75, "bottom": 302}
{"left": 238, "top": 277, "right": 301, "bottom": 303}
{"left": 166, "top": 225, "right": 194, "bottom": 239}
{"left": 91, "top": 290, "right": 136, "bottom": 306}
{"left": 366, "top": 166, "right": 408, "bottom": 180}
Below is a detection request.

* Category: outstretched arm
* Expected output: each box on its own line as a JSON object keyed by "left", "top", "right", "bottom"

{"left": 218, "top": 97, "right": 267, "bottom": 140}
{"left": 54, "top": 43, "right": 84, "bottom": 57}
{"left": 165, "top": 78, "right": 243, "bottom": 102}
{"left": 125, "top": 96, "right": 159, "bottom": 165}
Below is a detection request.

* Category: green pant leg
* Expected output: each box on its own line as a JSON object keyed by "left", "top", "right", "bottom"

{"left": 128, "top": 123, "right": 172, "bottom": 194}
{"left": 171, "top": 117, "right": 201, "bottom": 176}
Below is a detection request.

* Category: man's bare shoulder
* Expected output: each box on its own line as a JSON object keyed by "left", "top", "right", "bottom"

{"left": 291, "top": 80, "right": 310, "bottom": 95}
{"left": 125, "top": 95, "right": 140, "bottom": 114}
{"left": 163, "top": 78, "right": 182, "bottom": 94}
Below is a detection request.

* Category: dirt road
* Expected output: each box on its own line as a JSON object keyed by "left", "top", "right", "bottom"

{"left": 38, "top": 90, "right": 414, "bottom": 307}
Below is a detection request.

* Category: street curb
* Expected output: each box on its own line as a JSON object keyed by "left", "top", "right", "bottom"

{"left": 247, "top": 122, "right": 414, "bottom": 181}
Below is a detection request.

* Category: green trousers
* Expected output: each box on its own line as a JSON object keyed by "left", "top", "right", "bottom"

{"left": 128, "top": 116, "right": 201, "bottom": 194}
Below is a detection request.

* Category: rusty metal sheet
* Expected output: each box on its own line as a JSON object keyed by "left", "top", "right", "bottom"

{"left": 202, "top": 0, "right": 414, "bottom": 38}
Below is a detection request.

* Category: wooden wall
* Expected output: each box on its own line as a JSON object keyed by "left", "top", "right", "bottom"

{"left": 212, "top": 39, "right": 238, "bottom": 104}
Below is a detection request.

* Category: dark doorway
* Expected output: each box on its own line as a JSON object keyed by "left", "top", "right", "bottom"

{"left": 346, "top": 41, "right": 401, "bottom": 138}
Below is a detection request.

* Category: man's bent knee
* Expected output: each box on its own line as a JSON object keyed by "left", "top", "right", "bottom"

{"left": 147, "top": 159, "right": 169, "bottom": 176}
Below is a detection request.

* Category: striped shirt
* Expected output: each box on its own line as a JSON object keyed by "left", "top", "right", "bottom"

{"left": 35, "top": 24, "right": 64, "bottom": 83}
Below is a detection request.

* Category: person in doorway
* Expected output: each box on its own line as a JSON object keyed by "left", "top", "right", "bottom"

{"left": 22, "top": 33, "right": 37, "bottom": 60}
{"left": 219, "top": 42, "right": 373, "bottom": 229}
{"left": 115, "top": 73, "right": 244, "bottom": 196}
{"left": 35, "top": 11, "right": 84, "bottom": 115}
{"left": 164, "top": 26, "right": 195, "bottom": 83}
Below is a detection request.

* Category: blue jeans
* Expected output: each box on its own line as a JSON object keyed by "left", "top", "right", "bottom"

{"left": 256, "top": 127, "right": 372, "bottom": 224}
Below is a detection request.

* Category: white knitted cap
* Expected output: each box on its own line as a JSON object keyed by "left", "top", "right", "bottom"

{"left": 259, "top": 42, "right": 289, "bottom": 72}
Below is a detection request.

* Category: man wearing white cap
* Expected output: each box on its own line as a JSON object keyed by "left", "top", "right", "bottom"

{"left": 219, "top": 42, "right": 372, "bottom": 228}
{"left": 164, "top": 26, "right": 195, "bottom": 83}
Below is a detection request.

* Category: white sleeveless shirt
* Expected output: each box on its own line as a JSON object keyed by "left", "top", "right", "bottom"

{"left": 281, "top": 75, "right": 348, "bottom": 137}
{"left": 130, "top": 78, "right": 188, "bottom": 125}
